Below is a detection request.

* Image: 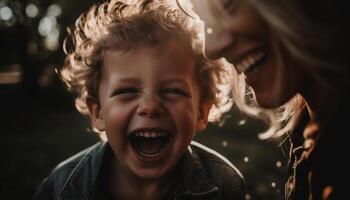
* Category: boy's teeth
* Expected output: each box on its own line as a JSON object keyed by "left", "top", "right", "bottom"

{"left": 135, "top": 131, "right": 167, "bottom": 138}
{"left": 130, "top": 130, "right": 170, "bottom": 157}
{"left": 236, "top": 51, "right": 265, "bottom": 74}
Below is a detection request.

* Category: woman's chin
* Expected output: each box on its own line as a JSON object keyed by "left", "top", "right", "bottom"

{"left": 255, "top": 92, "right": 285, "bottom": 109}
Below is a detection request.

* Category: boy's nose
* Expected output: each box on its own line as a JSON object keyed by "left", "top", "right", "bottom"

{"left": 136, "top": 94, "right": 165, "bottom": 118}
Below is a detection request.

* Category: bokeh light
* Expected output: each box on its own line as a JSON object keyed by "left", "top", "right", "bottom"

{"left": 47, "top": 4, "right": 62, "bottom": 17}
{"left": 38, "top": 16, "right": 57, "bottom": 37}
{"left": 26, "top": 4, "right": 39, "bottom": 18}
{"left": 44, "top": 27, "right": 60, "bottom": 51}
{"left": 0, "top": 6, "right": 13, "bottom": 21}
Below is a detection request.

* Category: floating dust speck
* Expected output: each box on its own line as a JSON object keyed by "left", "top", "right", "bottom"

{"left": 271, "top": 182, "right": 276, "bottom": 188}
{"left": 243, "top": 156, "right": 249, "bottom": 163}
{"left": 238, "top": 119, "right": 246, "bottom": 126}
{"left": 206, "top": 28, "right": 213, "bottom": 34}
{"left": 222, "top": 140, "right": 228, "bottom": 147}
{"left": 276, "top": 161, "right": 282, "bottom": 168}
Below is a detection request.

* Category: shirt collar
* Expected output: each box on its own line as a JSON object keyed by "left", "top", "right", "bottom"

{"left": 170, "top": 144, "right": 219, "bottom": 199}
{"left": 60, "top": 141, "right": 219, "bottom": 199}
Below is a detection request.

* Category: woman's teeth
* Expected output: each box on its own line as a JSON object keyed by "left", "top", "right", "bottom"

{"left": 236, "top": 51, "right": 266, "bottom": 74}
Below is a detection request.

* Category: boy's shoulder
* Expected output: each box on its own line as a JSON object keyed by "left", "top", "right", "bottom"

{"left": 33, "top": 141, "right": 107, "bottom": 200}
{"left": 179, "top": 141, "right": 245, "bottom": 199}
{"left": 190, "top": 141, "right": 243, "bottom": 179}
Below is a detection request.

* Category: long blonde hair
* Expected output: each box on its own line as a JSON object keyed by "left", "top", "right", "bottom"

{"left": 204, "top": 0, "right": 349, "bottom": 138}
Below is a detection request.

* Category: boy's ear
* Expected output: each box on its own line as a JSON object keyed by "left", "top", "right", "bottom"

{"left": 196, "top": 100, "right": 212, "bottom": 132}
{"left": 86, "top": 96, "right": 105, "bottom": 132}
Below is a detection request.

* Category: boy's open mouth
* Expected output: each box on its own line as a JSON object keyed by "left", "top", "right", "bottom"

{"left": 129, "top": 128, "right": 171, "bottom": 158}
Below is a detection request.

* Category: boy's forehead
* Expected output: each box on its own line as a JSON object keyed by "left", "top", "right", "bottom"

{"left": 101, "top": 46, "right": 201, "bottom": 92}
{"left": 104, "top": 33, "right": 195, "bottom": 61}
{"left": 106, "top": 31, "right": 176, "bottom": 50}
{"left": 102, "top": 36, "right": 197, "bottom": 73}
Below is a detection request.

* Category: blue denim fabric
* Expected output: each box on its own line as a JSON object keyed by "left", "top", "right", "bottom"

{"left": 34, "top": 141, "right": 245, "bottom": 200}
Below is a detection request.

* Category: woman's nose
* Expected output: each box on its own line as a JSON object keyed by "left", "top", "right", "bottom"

{"left": 187, "top": 0, "right": 236, "bottom": 59}
{"left": 205, "top": 28, "right": 235, "bottom": 59}
{"left": 136, "top": 94, "right": 165, "bottom": 118}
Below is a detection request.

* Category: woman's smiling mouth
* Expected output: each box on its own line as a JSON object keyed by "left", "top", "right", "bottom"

{"left": 235, "top": 50, "right": 267, "bottom": 74}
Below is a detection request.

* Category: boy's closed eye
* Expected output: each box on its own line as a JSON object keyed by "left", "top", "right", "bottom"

{"left": 111, "top": 87, "right": 140, "bottom": 100}
{"left": 110, "top": 87, "right": 190, "bottom": 101}
{"left": 160, "top": 88, "right": 190, "bottom": 98}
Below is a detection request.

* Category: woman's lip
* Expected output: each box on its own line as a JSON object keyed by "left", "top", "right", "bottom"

{"left": 223, "top": 47, "right": 266, "bottom": 73}
{"left": 245, "top": 68, "right": 259, "bottom": 87}
{"left": 225, "top": 57, "right": 238, "bottom": 67}
{"left": 244, "top": 55, "right": 268, "bottom": 87}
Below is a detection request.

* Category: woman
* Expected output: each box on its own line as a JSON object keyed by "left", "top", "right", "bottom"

{"left": 178, "top": 0, "right": 349, "bottom": 199}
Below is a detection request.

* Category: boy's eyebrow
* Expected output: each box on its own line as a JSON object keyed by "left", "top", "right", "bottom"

{"left": 112, "top": 78, "right": 191, "bottom": 87}
{"left": 109, "top": 78, "right": 141, "bottom": 97}
{"left": 161, "top": 78, "right": 190, "bottom": 86}
{"left": 116, "top": 77, "right": 142, "bottom": 84}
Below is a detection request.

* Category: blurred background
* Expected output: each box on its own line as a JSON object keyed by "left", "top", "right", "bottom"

{"left": 0, "top": 0, "right": 290, "bottom": 199}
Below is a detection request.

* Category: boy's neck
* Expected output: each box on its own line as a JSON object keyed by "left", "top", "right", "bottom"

{"left": 109, "top": 159, "right": 177, "bottom": 200}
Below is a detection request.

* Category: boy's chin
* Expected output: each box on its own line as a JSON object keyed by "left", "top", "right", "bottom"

{"left": 130, "top": 165, "right": 172, "bottom": 180}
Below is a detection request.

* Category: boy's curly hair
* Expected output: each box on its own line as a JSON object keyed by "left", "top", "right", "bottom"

{"left": 60, "top": 0, "right": 234, "bottom": 123}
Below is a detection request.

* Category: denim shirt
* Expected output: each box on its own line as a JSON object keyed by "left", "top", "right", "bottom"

{"left": 34, "top": 141, "right": 245, "bottom": 200}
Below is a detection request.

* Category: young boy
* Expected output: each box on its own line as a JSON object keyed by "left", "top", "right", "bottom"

{"left": 34, "top": 0, "right": 245, "bottom": 199}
